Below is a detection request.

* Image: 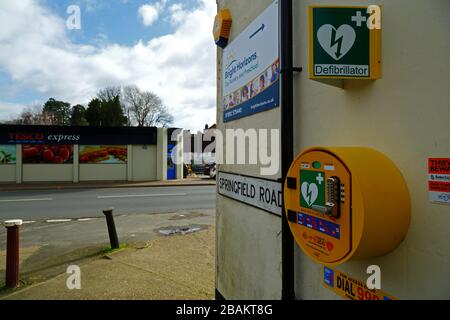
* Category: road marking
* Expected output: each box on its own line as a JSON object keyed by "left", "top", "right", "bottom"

{"left": 0, "top": 198, "right": 53, "bottom": 203}
{"left": 22, "top": 221, "right": 36, "bottom": 224}
{"left": 46, "top": 219, "right": 72, "bottom": 223}
{"left": 97, "top": 193, "right": 187, "bottom": 199}
{"left": 77, "top": 218, "right": 98, "bottom": 222}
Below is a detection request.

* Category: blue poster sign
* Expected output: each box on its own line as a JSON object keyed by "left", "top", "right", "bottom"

{"left": 167, "top": 143, "right": 176, "bottom": 180}
{"left": 222, "top": 1, "right": 279, "bottom": 122}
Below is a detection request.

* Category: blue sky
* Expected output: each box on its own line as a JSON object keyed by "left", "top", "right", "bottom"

{"left": 0, "top": 0, "right": 216, "bottom": 131}
{"left": 45, "top": 0, "right": 198, "bottom": 46}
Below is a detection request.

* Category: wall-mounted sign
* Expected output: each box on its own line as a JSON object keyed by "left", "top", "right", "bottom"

{"left": 22, "top": 144, "right": 73, "bottom": 164}
{"left": 0, "top": 125, "right": 157, "bottom": 145}
{"left": 0, "top": 145, "right": 16, "bottom": 164}
{"left": 428, "top": 158, "right": 450, "bottom": 205}
{"left": 323, "top": 266, "right": 397, "bottom": 300}
{"left": 309, "top": 6, "right": 382, "bottom": 80}
{"left": 79, "top": 145, "right": 127, "bottom": 164}
{"left": 223, "top": 0, "right": 279, "bottom": 122}
{"left": 218, "top": 171, "right": 282, "bottom": 216}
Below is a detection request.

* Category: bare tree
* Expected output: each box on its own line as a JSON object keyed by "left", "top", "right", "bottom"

{"left": 97, "top": 86, "right": 122, "bottom": 102}
{"left": 10, "top": 105, "right": 54, "bottom": 125}
{"left": 123, "top": 85, "right": 173, "bottom": 127}
{"left": 123, "top": 85, "right": 142, "bottom": 125}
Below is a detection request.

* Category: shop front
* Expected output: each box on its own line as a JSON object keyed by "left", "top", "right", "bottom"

{"left": 0, "top": 125, "right": 178, "bottom": 183}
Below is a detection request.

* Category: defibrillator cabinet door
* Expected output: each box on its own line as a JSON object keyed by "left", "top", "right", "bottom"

{"left": 285, "top": 150, "right": 352, "bottom": 264}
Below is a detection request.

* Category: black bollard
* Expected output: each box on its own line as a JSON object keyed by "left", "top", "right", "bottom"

{"left": 4, "top": 219, "right": 23, "bottom": 288}
{"left": 102, "top": 208, "right": 120, "bottom": 249}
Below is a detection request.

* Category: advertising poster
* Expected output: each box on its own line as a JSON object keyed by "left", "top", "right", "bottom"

{"left": 167, "top": 143, "right": 176, "bottom": 180}
{"left": 22, "top": 145, "right": 73, "bottom": 164}
{"left": 79, "top": 145, "right": 127, "bottom": 164}
{"left": 0, "top": 145, "right": 16, "bottom": 164}
{"left": 223, "top": 1, "right": 279, "bottom": 122}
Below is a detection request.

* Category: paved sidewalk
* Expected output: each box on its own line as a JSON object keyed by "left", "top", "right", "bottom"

{"left": 0, "top": 209, "right": 215, "bottom": 300}
{"left": 0, "top": 176, "right": 215, "bottom": 192}
{"left": 0, "top": 228, "right": 215, "bottom": 300}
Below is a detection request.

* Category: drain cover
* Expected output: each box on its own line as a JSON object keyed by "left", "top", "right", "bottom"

{"left": 157, "top": 225, "right": 203, "bottom": 236}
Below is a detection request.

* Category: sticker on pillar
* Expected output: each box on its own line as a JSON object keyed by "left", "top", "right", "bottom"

{"left": 322, "top": 266, "right": 398, "bottom": 300}
{"left": 323, "top": 266, "right": 334, "bottom": 287}
{"left": 428, "top": 158, "right": 450, "bottom": 205}
{"left": 300, "top": 170, "right": 325, "bottom": 208}
{"left": 309, "top": 6, "right": 382, "bottom": 80}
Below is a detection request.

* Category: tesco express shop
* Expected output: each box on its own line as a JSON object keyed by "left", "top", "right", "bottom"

{"left": 0, "top": 125, "right": 183, "bottom": 184}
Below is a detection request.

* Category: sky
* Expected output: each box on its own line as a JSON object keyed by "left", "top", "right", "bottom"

{"left": 0, "top": 0, "right": 217, "bottom": 131}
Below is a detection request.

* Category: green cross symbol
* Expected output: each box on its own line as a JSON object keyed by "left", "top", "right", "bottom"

{"left": 300, "top": 170, "right": 326, "bottom": 208}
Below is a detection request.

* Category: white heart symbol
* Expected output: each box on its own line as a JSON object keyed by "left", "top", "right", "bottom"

{"left": 317, "top": 24, "right": 356, "bottom": 61}
{"left": 301, "top": 182, "right": 318, "bottom": 207}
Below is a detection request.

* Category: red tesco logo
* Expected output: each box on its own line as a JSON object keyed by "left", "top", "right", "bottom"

{"left": 9, "top": 133, "right": 45, "bottom": 141}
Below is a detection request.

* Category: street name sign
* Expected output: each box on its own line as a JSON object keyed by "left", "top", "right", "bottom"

{"left": 218, "top": 171, "right": 282, "bottom": 216}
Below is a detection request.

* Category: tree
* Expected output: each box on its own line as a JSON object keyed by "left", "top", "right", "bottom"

{"left": 85, "top": 98, "right": 103, "bottom": 126}
{"left": 97, "top": 86, "right": 130, "bottom": 124}
{"left": 10, "top": 105, "right": 53, "bottom": 125}
{"left": 70, "top": 104, "right": 88, "bottom": 126}
{"left": 123, "top": 85, "right": 174, "bottom": 127}
{"left": 43, "top": 98, "right": 71, "bottom": 125}
{"left": 123, "top": 85, "right": 143, "bottom": 125}
{"left": 97, "top": 86, "right": 122, "bottom": 103}
{"left": 101, "top": 96, "right": 127, "bottom": 127}
{"left": 85, "top": 97, "right": 127, "bottom": 127}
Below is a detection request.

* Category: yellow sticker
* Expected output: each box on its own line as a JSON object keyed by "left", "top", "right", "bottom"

{"left": 323, "top": 266, "right": 397, "bottom": 300}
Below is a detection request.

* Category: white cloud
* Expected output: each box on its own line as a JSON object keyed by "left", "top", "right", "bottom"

{"left": 0, "top": 102, "right": 27, "bottom": 122}
{"left": 168, "top": 3, "right": 187, "bottom": 26}
{"left": 139, "top": 4, "right": 159, "bottom": 26}
{"left": 0, "top": 0, "right": 217, "bottom": 131}
{"left": 138, "top": 0, "right": 167, "bottom": 27}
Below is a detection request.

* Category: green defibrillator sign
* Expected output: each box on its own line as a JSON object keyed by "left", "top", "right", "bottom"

{"left": 300, "top": 170, "right": 326, "bottom": 208}
{"left": 309, "top": 6, "right": 382, "bottom": 80}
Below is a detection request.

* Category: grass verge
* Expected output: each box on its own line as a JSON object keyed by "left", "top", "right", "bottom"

{"left": 100, "top": 243, "right": 128, "bottom": 255}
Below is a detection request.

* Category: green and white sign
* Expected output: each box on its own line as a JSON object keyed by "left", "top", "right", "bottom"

{"left": 309, "top": 6, "right": 382, "bottom": 80}
{"left": 300, "top": 170, "right": 325, "bottom": 208}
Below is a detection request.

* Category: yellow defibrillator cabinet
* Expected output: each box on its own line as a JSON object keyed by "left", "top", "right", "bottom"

{"left": 284, "top": 147, "right": 410, "bottom": 265}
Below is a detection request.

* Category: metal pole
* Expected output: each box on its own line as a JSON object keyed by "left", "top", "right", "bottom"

{"left": 280, "top": 0, "right": 295, "bottom": 300}
{"left": 103, "top": 208, "right": 120, "bottom": 249}
{"left": 4, "top": 220, "right": 22, "bottom": 288}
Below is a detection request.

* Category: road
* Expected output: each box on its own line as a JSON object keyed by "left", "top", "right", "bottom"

{"left": 0, "top": 186, "right": 216, "bottom": 220}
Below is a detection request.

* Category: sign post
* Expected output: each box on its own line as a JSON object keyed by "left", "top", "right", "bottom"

{"left": 280, "top": 0, "right": 295, "bottom": 300}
